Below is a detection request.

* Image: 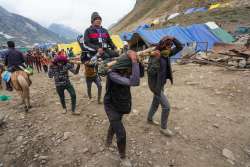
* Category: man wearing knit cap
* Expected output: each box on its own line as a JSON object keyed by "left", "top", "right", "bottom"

{"left": 83, "top": 12, "right": 117, "bottom": 104}
{"left": 84, "top": 12, "right": 117, "bottom": 58}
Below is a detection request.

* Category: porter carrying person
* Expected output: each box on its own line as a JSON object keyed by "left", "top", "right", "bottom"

{"left": 147, "top": 36, "right": 183, "bottom": 137}
{"left": 104, "top": 50, "right": 140, "bottom": 166}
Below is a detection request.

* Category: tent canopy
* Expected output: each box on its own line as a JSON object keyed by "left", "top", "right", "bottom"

{"left": 57, "top": 42, "right": 82, "bottom": 55}
{"left": 206, "top": 22, "right": 235, "bottom": 43}
{"left": 111, "top": 35, "right": 124, "bottom": 50}
{"left": 135, "top": 24, "right": 220, "bottom": 51}
{"left": 120, "top": 32, "right": 134, "bottom": 41}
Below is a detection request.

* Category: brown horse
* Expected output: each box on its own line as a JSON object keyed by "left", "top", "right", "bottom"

{"left": 0, "top": 69, "right": 32, "bottom": 112}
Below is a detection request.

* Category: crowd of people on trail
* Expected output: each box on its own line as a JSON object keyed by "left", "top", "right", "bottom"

{"left": 1, "top": 12, "right": 183, "bottom": 167}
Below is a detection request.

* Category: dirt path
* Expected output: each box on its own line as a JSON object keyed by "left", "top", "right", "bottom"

{"left": 0, "top": 64, "right": 250, "bottom": 167}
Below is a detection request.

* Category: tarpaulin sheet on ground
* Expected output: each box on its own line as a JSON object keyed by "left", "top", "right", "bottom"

{"left": 184, "top": 7, "right": 207, "bottom": 15}
{"left": 167, "top": 13, "right": 180, "bottom": 20}
{"left": 206, "top": 22, "right": 235, "bottom": 43}
{"left": 57, "top": 42, "right": 81, "bottom": 55}
{"left": 209, "top": 3, "right": 221, "bottom": 10}
{"left": 111, "top": 35, "right": 124, "bottom": 50}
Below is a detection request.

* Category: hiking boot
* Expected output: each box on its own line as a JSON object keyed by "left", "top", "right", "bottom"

{"left": 120, "top": 158, "right": 132, "bottom": 167}
{"left": 160, "top": 128, "right": 174, "bottom": 137}
{"left": 62, "top": 109, "right": 67, "bottom": 114}
{"left": 72, "top": 110, "right": 81, "bottom": 115}
{"left": 147, "top": 119, "right": 160, "bottom": 126}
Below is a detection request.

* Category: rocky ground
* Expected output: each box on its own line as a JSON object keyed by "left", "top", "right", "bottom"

{"left": 0, "top": 63, "right": 250, "bottom": 167}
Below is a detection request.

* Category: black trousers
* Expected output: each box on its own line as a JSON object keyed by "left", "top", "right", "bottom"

{"left": 104, "top": 103, "right": 126, "bottom": 158}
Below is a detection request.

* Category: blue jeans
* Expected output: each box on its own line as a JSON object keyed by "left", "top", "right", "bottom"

{"left": 148, "top": 90, "right": 170, "bottom": 129}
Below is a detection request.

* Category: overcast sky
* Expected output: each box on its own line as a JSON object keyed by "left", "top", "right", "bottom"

{"left": 0, "top": 0, "right": 136, "bottom": 32}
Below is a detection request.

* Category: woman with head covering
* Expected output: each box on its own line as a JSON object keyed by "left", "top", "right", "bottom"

{"left": 48, "top": 55, "right": 81, "bottom": 115}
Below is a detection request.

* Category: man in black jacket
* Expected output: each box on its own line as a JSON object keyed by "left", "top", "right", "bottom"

{"left": 84, "top": 12, "right": 118, "bottom": 59}
{"left": 147, "top": 36, "right": 183, "bottom": 137}
{"left": 4, "top": 41, "right": 26, "bottom": 91}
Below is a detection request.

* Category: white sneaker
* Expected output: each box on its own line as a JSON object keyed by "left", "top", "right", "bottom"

{"left": 62, "top": 109, "right": 67, "bottom": 114}
{"left": 160, "top": 128, "right": 174, "bottom": 137}
{"left": 147, "top": 119, "right": 160, "bottom": 126}
{"left": 120, "top": 158, "right": 132, "bottom": 167}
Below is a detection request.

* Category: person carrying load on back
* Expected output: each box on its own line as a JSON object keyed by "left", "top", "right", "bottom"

{"left": 3, "top": 41, "right": 28, "bottom": 91}
{"left": 48, "top": 55, "right": 81, "bottom": 115}
{"left": 147, "top": 36, "right": 183, "bottom": 137}
{"left": 84, "top": 12, "right": 118, "bottom": 60}
{"left": 104, "top": 50, "right": 140, "bottom": 167}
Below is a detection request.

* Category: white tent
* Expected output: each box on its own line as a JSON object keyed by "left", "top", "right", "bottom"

{"left": 167, "top": 13, "right": 180, "bottom": 20}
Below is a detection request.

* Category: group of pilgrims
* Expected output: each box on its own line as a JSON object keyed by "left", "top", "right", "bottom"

{"left": 2, "top": 12, "right": 183, "bottom": 166}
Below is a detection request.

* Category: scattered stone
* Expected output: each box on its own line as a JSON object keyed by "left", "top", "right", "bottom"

{"left": 0, "top": 113, "right": 7, "bottom": 125}
{"left": 23, "top": 141, "right": 28, "bottom": 145}
{"left": 186, "top": 81, "right": 199, "bottom": 85}
{"left": 0, "top": 162, "right": 3, "bottom": 167}
{"left": 16, "top": 136, "right": 24, "bottom": 143}
{"left": 38, "top": 156, "right": 49, "bottom": 161}
{"left": 40, "top": 160, "right": 47, "bottom": 164}
{"left": 63, "top": 132, "right": 72, "bottom": 141}
{"left": 244, "top": 148, "right": 250, "bottom": 157}
{"left": 83, "top": 148, "right": 89, "bottom": 153}
{"left": 149, "top": 148, "right": 158, "bottom": 154}
{"left": 222, "top": 148, "right": 236, "bottom": 164}
{"left": 212, "top": 124, "right": 219, "bottom": 129}
{"left": 148, "top": 161, "right": 153, "bottom": 166}
{"left": 99, "top": 147, "right": 105, "bottom": 152}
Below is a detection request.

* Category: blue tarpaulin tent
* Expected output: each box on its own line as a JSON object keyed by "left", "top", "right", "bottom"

{"left": 136, "top": 26, "right": 193, "bottom": 45}
{"left": 136, "top": 24, "right": 220, "bottom": 51}
{"left": 184, "top": 8, "right": 197, "bottom": 14}
{"left": 120, "top": 32, "right": 134, "bottom": 41}
{"left": 126, "top": 24, "right": 221, "bottom": 59}
{"left": 186, "top": 24, "right": 221, "bottom": 51}
{"left": 184, "top": 7, "right": 207, "bottom": 15}
{"left": 195, "top": 7, "right": 207, "bottom": 12}
{"left": 135, "top": 24, "right": 151, "bottom": 31}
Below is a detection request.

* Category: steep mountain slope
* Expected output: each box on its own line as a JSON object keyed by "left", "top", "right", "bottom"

{"left": 110, "top": 0, "right": 250, "bottom": 34}
{"left": 48, "top": 24, "right": 80, "bottom": 41}
{"left": 0, "top": 6, "right": 67, "bottom": 46}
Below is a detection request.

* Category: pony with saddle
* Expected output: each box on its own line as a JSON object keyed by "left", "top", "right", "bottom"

{"left": 1, "top": 65, "right": 32, "bottom": 112}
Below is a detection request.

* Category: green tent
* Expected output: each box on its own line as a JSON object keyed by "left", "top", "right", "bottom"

{"left": 205, "top": 22, "right": 235, "bottom": 43}
{"left": 17, "top": 47, "right": 29, "bottom": 53}
{"left": 210, "top": 28, "right": 235, "bottom": 43}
